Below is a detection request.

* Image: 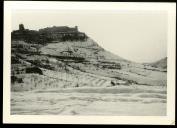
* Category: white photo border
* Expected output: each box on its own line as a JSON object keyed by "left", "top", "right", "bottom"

{"left": 3, "top": 1, "right": 176, "bottom": 125}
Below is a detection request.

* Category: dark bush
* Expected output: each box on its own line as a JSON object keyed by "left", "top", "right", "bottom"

{"left": 11, "top": 57, "right": 20, "bottom": 64}
{"left": 111, "top": 81, "right": 116, "bottom": 86}
{"left": 11, "top": 76, "right": 23, "bottom": 83}
{"left": 26, "top": 67, "right": 43, "bottom": 75}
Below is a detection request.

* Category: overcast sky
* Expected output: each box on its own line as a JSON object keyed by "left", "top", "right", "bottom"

{"left": 12, "top": 10, "right": 167, "bottom": 63}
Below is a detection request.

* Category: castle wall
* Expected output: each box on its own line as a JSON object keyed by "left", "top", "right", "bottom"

{"left": 12, "top": 24, "right": 87, "bottom": 42}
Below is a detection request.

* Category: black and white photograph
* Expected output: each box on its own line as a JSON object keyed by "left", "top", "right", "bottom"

{"left": 3, "top": 1, "right": 176, "bottom": 125}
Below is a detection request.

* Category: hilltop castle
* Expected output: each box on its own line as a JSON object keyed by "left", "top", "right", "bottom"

{"left": 38, "top": 25, "right": 87, "bottom": 41}
{"left": 11, "top": 24, "right": 87, "bottom": 43}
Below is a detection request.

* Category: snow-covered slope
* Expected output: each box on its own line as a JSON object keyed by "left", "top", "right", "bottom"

{"left": 40, "top": 38, "right": 127, "bottom": 63}
{"left": 11, "top": 35, "right": 167, "bottom": 92}
{"left": 150, "top": 57, "right": 167, "bottom": 69}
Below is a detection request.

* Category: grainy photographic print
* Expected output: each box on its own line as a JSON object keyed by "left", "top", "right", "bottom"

{"left": 11, "top": 11, "right": 168, "bottom": 116}
{"left": 3, "top": 2, "right": 176, "bottom": 125}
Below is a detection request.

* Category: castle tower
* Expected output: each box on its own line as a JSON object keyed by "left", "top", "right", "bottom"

{"left": 19, "top": 24, "right": 25, "bottom": 31}
{"left": 75, "top": 26, "right": 78, "bottom": 31}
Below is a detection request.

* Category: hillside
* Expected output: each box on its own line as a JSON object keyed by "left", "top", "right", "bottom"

{"left": 150, "top": 57, "right": 167, "bottom": 69}
{"left": 11, "top": 25, "right": 167, "bottom": 92}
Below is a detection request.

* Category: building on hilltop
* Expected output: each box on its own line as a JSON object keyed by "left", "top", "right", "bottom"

{"left": 11, "top": 24, "right": 39, "bottom": 43}
{"left": 11, "top": 24, "right": 87, "bottom": 43}
{"left": 39, "top": 25, "right": 87, "bottom": 41}
{"left": 19, "top": 24, "right": 25, "bottom": 31}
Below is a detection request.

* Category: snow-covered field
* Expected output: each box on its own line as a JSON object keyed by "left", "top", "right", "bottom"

{"left": 11, "top": 60, "right": 167, "bottom": 116}
{"left": 11, "top": 85, "right": 166, "bottom": 115}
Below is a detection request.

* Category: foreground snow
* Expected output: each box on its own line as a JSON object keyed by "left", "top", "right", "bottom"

{"left": 11, "top": 85, "right": 166, "bottom": 116}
